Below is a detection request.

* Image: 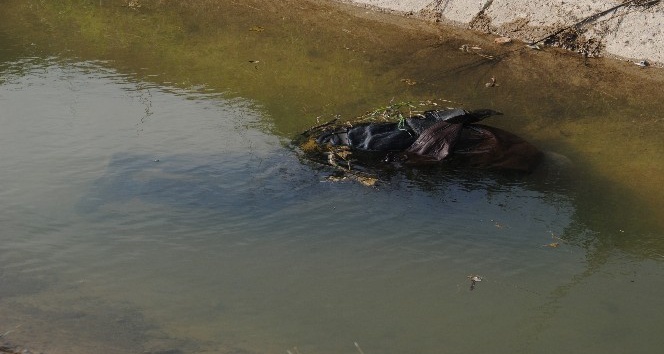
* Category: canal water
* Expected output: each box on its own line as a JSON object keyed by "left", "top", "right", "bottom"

{"left": 1, "top": 1, "right": 663, "bottom": 353}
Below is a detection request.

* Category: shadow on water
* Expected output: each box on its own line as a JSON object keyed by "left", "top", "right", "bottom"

{"left": 76, "top": 152, "right": 318, "bottom": 220}
{"left": 79, "top": 144, "right": 664, "bottom": 262}
{"left": 71, "top": 145, "right": 662, "bottom": 353}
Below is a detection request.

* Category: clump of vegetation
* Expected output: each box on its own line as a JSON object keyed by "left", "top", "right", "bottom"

{"left": 345, "top": 98, "right": 454, "bottom": 125}
{"left": 296, "top": 99, "right": 456, "bottom": 187}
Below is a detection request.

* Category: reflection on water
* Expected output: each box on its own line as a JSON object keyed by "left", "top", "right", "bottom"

{"left": 0, "top": 56, "right": 662, "bottom": 354}
{"left": 2, "top": 0, "right": 663, "bottom": 221}
{"left": 1, "top": 1, "right": 664, "bottom": 353}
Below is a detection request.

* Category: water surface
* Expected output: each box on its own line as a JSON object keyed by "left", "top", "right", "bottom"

{"left": 1, "top": 1, "right": 664, "bottom": 353}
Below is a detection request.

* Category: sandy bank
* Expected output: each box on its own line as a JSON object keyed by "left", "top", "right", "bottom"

{"left": 335, "top": 0, "right": 664, "bottom": 67}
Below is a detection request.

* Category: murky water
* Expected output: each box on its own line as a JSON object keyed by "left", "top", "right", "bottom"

{"left": 1, "top": 1, "right": 664, "bottom": 353}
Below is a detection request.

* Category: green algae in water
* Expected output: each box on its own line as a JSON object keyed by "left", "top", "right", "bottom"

{"left": 2, "top": 1, "right": 664, "bottom": 353}
{"left": 2, "top": 0, "right": 663, "bottom": 250}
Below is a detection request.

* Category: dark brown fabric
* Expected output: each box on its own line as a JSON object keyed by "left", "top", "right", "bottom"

{"left": 454, "top": 124, "right": 543, "bottom": 172}
{"left": 406, "top": 122, "right": 543, "bottom": 172}
{"left": 405, "top": 121, "right": 463, "bottom": 161}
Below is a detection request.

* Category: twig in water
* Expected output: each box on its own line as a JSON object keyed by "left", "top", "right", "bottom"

{"left": 301, "top": 117, "right": 339, "bottom": 135}
{"left": 354, "top": 342, "right": 366, "bottom": 354}
{"left": 0, "top": 325, "right": 21, "bottom": 338}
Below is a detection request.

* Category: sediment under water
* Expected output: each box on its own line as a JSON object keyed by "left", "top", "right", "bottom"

{"left": 1, "top": 1, "right": 663, "bottom": 353}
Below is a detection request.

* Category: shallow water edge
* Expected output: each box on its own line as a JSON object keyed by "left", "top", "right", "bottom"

{"left": 2, "top": 1, "right": 664, "bottom": 354}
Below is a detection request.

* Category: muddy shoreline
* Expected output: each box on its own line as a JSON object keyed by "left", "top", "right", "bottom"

{"left": 336, "top": 0, "right": 664, "bottom": 67}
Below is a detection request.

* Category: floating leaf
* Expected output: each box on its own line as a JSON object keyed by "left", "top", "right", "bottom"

{"left": 354, "top": 175, "right": 377, "bottom": 187}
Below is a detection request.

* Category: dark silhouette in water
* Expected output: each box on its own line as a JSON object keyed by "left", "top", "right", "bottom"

{"left": 304, "top": 108, "right": 543, "bottom": 173}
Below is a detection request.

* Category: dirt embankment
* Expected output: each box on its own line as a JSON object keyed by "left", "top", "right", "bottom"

{"left": 335, "top": 0, "right": 664, "bottom": 67}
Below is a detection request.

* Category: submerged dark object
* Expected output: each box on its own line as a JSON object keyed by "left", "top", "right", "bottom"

{"left": 301, "top": 108, "right": 543, "bottom": 173}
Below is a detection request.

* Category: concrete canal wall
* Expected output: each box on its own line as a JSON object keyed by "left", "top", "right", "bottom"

{"left": 335, "top": 0, "right": 664, "bottom": 66}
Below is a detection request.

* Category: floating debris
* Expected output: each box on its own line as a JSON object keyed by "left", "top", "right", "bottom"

{"left": 494, "top": 36, "right": 512, "bottom": 44}
{"left": 526, "top": 43, "right": 541, "bottom": 50}
{"left": 355, "top": 342, "right": 366, "bottom": 354}
{"left": 248, "top": 60, "right": 260, "bottom": 63}
{"left": 467, "top": 274, "right": 483, "bottom": 291}
{"left": 490, "top": 219, "right": 506, "bottom": 227}
{"left": 542, "top": 231, "right": 565, "bottom": 248}
{"left": 460, "top": 44, "right": 494, "bottom": 59}
{"left": 353, "top": 174, "right": 378, "bottom": 187}
{"left": 325, "top": 175, "right": 347, "bottom": 182}
{"left": 485, "top": 76, "right": 499, "bottom": 88}
{"left": 459, "top": 44, "right": 483, "bottom": 52}
{"left": 298, "top": 99, "right": 459, "bottom": 187}
{"left": 635, "top": 60, "right": 650, "bottom": 67}
{"left": 469, "top": 275, "right": 483, "bottom": 282}
{"left": 400, "top": 78, "right": 417, "bottom": 86}
{"left": 249, "top": 25, "right": 265, "bottom": 32}
{"left": 127, "top": 0, "right": 141, "bottom": 9}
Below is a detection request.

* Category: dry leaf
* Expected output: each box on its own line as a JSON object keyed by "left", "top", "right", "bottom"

{"left": 354, "top": 175, "right": 377, "bottom": 187}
